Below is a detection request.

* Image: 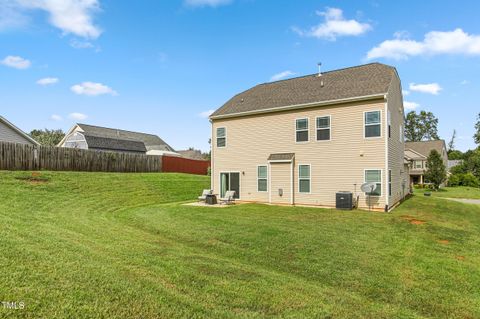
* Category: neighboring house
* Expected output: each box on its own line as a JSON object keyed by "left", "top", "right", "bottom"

{"left": 404, "top": 140, "right": 448, "bottom": 184}
{"left": 0, "top": 115, "right": 39, "bottom": 146}
{"left": 177, "top": 149, "right": 208, "bottom": 160}
{"left": 448, "top": 159, "right": 463, "bottom": 171}
{"left": 210, "top": 63, "right": 407, "bottom": 211}
{"left": 58, "top": 123, "right": 178, "bottom": 155}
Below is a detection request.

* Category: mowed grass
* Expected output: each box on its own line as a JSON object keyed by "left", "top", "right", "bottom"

{"left": 1, "top": 171, "right": 480, "bottom": 318}
{"left": 415, "top": 186, "right": 480, "bottom": 199}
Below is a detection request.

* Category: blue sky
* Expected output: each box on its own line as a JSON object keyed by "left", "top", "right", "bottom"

{"left": 1, "top": 0, "right": 479, "bottom": 151}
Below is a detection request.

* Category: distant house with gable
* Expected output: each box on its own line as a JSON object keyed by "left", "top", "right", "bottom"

{"left": 0, "top": 115, "right": 39, "bottom": 146}
{"left": 58, "top": 123, "right": 178, "bottom": 156}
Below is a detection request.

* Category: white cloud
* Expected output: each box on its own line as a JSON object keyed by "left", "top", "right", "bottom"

{"left": 184, "top": 0, "right": 232, "bottom": 7}
{"left": 404, "top": 101, "right": 420, "bottom": 110}
{"left": 293, "top": 7, "right": 371, "bottom": 41}
{"left": 367, "top": 28, "right": 480, "bottom": 60}
{"left": 199, "top": 110, "right": 214, "bottom": 118}
{"left": 50, "top": 114, "right": 62, "bottom": 121}
{"left": 270, "top": 70, "right": 295, "bottom": 82}
{"left": 69, "top": 38, "right": 94, "bottom": 48}
{"left": 0, "top": 0, "right": 29, "bottom": 30}
{"left": 460, "top": 80, "right": 469, "bottom": 85}
{"left": 1, "top": 55, "right": 31, "bottom": 69}
{"left": 37, "top": 77, "right": 59, "bottom": 85}
{"left": 68, "top": 112, "right": 87, "bottom": 120}
{"left": 71, "top": 82, "right": 117, "bottom": 96}
{"left": 409, "top": 83, "right": 442, "bottom": 95}
{"left": 402, "top": 90, "right": 410, "bottom": 96}
{"left": 16, "top": 0, "right": 102, "bottom": 39}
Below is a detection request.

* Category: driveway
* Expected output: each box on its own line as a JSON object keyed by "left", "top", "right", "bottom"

{"left": 445, "top": 198, "right": 480, "bottom": 205}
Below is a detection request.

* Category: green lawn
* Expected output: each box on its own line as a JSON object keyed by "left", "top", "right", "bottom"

{"left": 1, "top": 171, "right": 479, "bottom": 318}
{"left": 414, "top": 186, "right": 480, "bottom": 199}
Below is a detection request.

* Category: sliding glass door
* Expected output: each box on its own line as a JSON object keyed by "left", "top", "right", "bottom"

{"left": 220, "top": 172, "right": 240, "bottom": 198}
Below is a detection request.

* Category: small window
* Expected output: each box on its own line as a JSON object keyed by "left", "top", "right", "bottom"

{"left": 365, "top": 111, "right": 381, "bottom": 138}
{"left": 216, "top": 127, "right": 226, "bottom": 147}
{"left": 316, "top": 116, "right": 331, "bottom": 141}
{"left": 414, "top": 161, "right": 423, "bottom": 169}
{"left": 365, "top": 170, "right": 382, "bottom": 196}
{"left": 257, "top": 166, "right": 268, "bottom": 192}
{"left": 296, "top": 118, "right": 309, "bottom": 142}
{"left": 388, "top": 170, "right": 392, "bottom": 196}
{"left": 299, "top": 165, "right": 310, "bottom": 193}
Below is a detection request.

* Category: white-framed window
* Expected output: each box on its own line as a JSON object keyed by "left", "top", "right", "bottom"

{"left": 216, "top": 127, "right": 226, "bottom": 147}
{"left": 365, "top": 111, "right": 381, "bottom": 138}
{"left": 296, "top": 118, "right": 309, "bottom": 142}
{"left": 365, "top": 169, "right": 382, "bottom": 196}
{"left": 388, "top": 170, "right": 392, "bottom": 196}
{"left": 257, "top": 165, "right": 268, "bottom": 192}
{"left": 388, "top": 110, "right": 391, "bottom": 138}
{"left": 414, "top": 161, "right": 423, "bottom": 169}
{"left": 298, "top": 164, "right": 311, "bottom": 193}
{"left": 399, "top": 125, "right": 404, "bottom": 143}
{"left": 316, "top": 116, "right": 331, "bottom": 141}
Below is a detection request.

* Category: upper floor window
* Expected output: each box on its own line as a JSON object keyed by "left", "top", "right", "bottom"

{"left": 414, "top": 160, "right": 423, "bottom": 169}
{"left": 296, "top": 118, "right": 309, "bottom": 142}
{"left": 316, "top": 116, "right": 331, "bottom": 141}
{"left": 216, "top": 127, "right": 226, "bottom": 147}
{"left": 365, "top": 111, "right": 381, "bottom": 138}
{"left": 388, "top": 110, "right": 391, "bottom": 138}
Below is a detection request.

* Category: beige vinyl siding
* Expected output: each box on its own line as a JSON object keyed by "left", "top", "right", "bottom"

{"left": 212, "top": 98, "right": 389, "bottom": 210}
{"left": 0, "top": 121, "right": 35, "bottom": 145}
{"left": 387, "top": 73, "right": 408, "bottom": 206}
{"left": 270, "top": 163, "right": 292, "bottom": 204}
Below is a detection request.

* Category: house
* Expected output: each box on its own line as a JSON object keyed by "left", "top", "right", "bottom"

{"left": 177, "top": 149, "right": 208, "bottom": 160}
{"left": 405, "top": 140, "right": 448, "bottom": 185}
{"left": 58, "top": 123, "right": 178, "bottom": 155}
{"left": 209, "top": 63, "right": 408, "bottom": 211}
{"left": 0, "top": 115, "right": 39, "bottom": 146}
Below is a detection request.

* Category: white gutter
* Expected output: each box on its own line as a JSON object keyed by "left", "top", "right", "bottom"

{"left": 210, "top": 93, "right": 387, "bottom": 120}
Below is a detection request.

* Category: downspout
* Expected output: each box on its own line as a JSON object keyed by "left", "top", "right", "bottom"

{"left": 384, "top": 95, "right": 390, "bottom": 212}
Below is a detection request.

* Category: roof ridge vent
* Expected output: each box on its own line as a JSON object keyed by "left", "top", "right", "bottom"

{"left": 317, "top": 62, "right": 322, "bottom": 77}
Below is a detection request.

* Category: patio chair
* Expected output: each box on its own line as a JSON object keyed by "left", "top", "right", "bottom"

{"left": 198, "top": 189, "right": 213, "bottom": 202}
{"left": 219, "top": 190, "right": 236, "bottom": 205}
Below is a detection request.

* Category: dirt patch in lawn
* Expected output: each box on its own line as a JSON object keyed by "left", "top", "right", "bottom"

{"left": 15, "top": 172, "right": 50, "bottom": 185}
{"left": 401, "top": 215, "right": 426, "bottom": 225}
{"left": 438, "top": 240, "right": 450, "bottom": 245}
{"left": 456, "top": 256, "right": 465, "bottom": 261}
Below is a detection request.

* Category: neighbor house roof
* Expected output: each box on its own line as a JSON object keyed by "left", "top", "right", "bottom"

{"left": 210, "top": 63, "right": 397, "bottom": 119}
{"left": 83, "top": 134, "right": 147, "bottom": 153}
{"left": 71, "top": 123, "right": 175, "bottom": 152}
{"left": 0, "top": 115, "right": 40, "bottom": 145}
{"left": 405, "top": 140, "right": 446, "bottom": 158}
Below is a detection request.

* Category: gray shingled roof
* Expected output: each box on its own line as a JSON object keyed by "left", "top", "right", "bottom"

{"left": 83, "top": 134, "right": 147, "bottom": 153}
{"left": 268, "top": 153, "right": 295, "bottom": 161}
{"left": 77, "top": 123, "right": 175, "bottom": 152}
{"left": 405, "top": 140, "right": 446, "bottom": 157}
{"left": 211, "top": 63, "right": 396, "bottom": 118}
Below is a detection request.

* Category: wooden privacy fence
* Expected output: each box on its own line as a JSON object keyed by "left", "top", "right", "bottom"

{"left": 162, "top": 155, "right": 210, "bottom": 175}
{"left": 0, "top": 142, "right": 162, "bottom": 173}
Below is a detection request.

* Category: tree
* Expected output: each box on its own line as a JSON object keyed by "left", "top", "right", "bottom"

{"left": 474, "top": 113, "right": 480, "bottom": 145}
{"left": 424, "top": 149, "right": 447, "bottom": 190}
{"left": 29, "top": 129, "right": 65, "bottom": 146}
{"left": 447, "top": 129, "right": 456, "bottom": 151}
{"left": 448, "top": 150, "right": 463, "bottom": 160}
{"left": 404, "top": 110, "right": 440, "bottom": 142}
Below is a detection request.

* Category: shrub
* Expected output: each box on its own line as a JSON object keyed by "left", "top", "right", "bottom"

{"left": 448, "top": 174, "right": 461, "bottom": 187}
{"left": 461, "top": 173, "right": 480, "bottom": 188}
